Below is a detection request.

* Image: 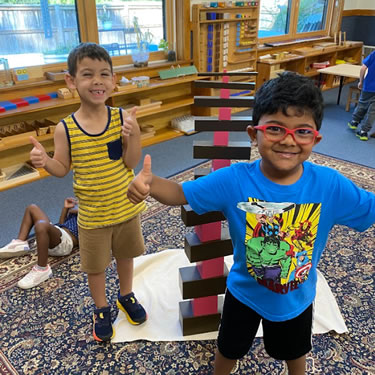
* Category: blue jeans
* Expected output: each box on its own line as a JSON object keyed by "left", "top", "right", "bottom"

{"left": 352, "top": 90, "right": 375, "bottom": 133}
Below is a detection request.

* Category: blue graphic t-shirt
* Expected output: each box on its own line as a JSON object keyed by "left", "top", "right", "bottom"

{"left": 182, "top": 160, "right": 375, "bottom": 322}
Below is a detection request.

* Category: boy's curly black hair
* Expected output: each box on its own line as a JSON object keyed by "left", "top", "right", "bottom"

{"left": 67, "top": 42, "right": 113, "bottom": 77}
{"left": 252, "top": 71, "right": 324, "bottom": 130}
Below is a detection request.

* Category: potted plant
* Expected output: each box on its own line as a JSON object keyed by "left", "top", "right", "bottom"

{"left": 158, "top": 39, "right": 169, "bottom": 54}
{"left": 131, "top": 17, "right": 153, "bottom": 67}
{"left": 158, "top": 38, "right": 176, "bottom": 62}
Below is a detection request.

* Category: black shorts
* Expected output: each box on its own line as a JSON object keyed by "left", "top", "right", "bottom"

{"left": 217, "top": 289, "right": 313, "bottom": 361}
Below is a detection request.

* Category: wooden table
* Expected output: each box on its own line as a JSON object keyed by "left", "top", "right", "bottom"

{"left": 318, "top": 64, "right": 361, "bottom": 105}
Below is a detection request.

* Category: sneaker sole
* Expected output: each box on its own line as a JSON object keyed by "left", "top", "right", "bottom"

{"left": 17, "top": 270, "right": 52, "bottom": 289}
{"left": 356, "top": 134, "right": 368, "bottom": 141}
{"left": 116, "top": 300, "right": 147, "bottom": 325}
{"left": 92, "top": 316, "right": 115, "bottom": 342}
{"left": 347, "top": 123, "right": 358, "bottom": 130}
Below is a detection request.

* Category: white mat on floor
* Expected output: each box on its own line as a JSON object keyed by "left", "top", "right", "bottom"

{"left": 112, "top": 249, "right": 348, "bottom": 342}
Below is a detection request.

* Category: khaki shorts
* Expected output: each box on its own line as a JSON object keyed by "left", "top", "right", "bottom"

{"left": 79, "top": 215, "right": 145, "bottom": 274}
{"left": 48, "top": 226, "right": 74, "bottom": 256}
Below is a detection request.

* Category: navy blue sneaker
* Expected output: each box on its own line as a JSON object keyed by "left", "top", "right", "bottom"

{"left": 348, "top": 120, "right": 358, "bottom": 130}
{"left": 356, "top": 130, "right": 369, "bottom": 141}
{"left": 117, "top": 292, "right": 147, "bottom": 325}
{"left": 92, "top": 306, "right": 114, "bottom": 342}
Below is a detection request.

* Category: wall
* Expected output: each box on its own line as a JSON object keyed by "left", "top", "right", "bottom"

{"left": 342, "top": 0, "right": 375, "bottom": 46}
{"left": 344, "top": 0, "right": 375, "bottom": 9}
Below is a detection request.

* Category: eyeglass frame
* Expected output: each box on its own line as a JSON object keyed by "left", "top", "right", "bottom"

{"left": 253, "top": 124, "right": 320, "bottom": 145}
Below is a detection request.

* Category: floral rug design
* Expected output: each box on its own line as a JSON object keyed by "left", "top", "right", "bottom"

{"left": 0, "top": 151, "right": 374, "bottom": 375}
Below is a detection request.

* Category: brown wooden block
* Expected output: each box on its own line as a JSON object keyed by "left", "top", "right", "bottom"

{"left": 194, "top": 96, "right": 255, "bottom": 108}
{"left": 179, "top": 300, "right": 222, "bottom": 336}
{"left": 193, "top": 140, "right": 251, "bottom": 160}
{"left": 179, "top": 264, "right": 229, "bottom": 299}
{"left": 194, "top": 116, "right": 253, "bottom": 131}
{"left": 181, "top": 204, "right": 225, "bottom": 226}
{"left": 135, "top": 98, "right": 151, "bottom": 106}
{"left": 184, "top": 228, "right": 233, "bottom": 262}
{"left": 194, "top": 80, "right": 256, "bottom": 90}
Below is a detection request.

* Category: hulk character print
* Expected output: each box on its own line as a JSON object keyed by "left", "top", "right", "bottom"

{"left": 237, "top": 199, "right": 321, "bottom": 294}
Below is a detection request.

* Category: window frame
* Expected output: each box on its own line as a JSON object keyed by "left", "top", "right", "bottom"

{"left": 0, "top": 0, "right": 173, "bottom": 74}
{"left": 259, "top": 0, "right": 334, "bottom": 44}
{"left": 77, "top": 0, "right": 173, "bottom": 66}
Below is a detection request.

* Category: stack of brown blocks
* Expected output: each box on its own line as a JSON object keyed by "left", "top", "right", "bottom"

{"left": 178, "top": 71, "right": 257, "bottom": 335}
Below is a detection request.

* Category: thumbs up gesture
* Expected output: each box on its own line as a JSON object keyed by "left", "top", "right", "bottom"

{"left": 122, "top": 107, "right": 140, "bottom": 137}
{"left": 29, "top": 136, "right": 48, "bottom": 168}
{"left": 128, "top": 154, "right": 153, "bottom": 204}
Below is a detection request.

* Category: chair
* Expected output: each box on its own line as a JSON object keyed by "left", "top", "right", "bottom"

{"left": 346, "top": 85, "right": 361, "bottom": 112}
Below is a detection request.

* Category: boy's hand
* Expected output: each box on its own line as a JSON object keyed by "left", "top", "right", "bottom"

{"left": 128, "top": 154, "right": 152, "bottom": 204}
{"left": 30, "top": 136, "right": 48, "bottom": 168}
{"left": 122, "top": 107, "right": 140, "bottom": 137}
{"left": 64, "top": 197, "right": 78, "bottom": 208}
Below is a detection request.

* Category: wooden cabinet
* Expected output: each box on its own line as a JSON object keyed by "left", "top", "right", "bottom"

{"left": 192, "top": 4, "right": 260, "bottom": 115}
{"left": 256, "top": 41, "right": 363, "bottom": 89}
{"left": 0, "top": 63, "right": 204, "bottom": 190}
{"left": 192, "top": 4, "right": 259, "bottom": 74}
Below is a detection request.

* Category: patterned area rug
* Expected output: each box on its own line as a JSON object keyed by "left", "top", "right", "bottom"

{"left": 0, "top": 151, "right": 374, "bottom": 375}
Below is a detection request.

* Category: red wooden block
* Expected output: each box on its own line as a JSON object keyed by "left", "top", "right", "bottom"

{"left": 195, "top": 221, "right": 221, "bottom": 242}
{"left": 218, "top": 107, "right": 231, "bottom": 120}
{"left": 192, "top": 295, "right": 218, "bottom": 316}
{"left": 0, "top": 107, "right": 5, "bottom": 113}
{"left": 197, "top": 257, "right": 224, "bottom": 279}
{"left": 36, "top": 94, "right": 52, "bottom": 101}
{"left": 212, "top": 159, "right": 231, "bottom": 170}
{"left": 213, "top": 131, "right": 229, "bottom": 146}
{"left": 10, "top": 98, "right": 29, "bottom": 108}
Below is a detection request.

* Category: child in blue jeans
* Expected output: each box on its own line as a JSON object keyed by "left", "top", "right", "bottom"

{"left": 348, "top": 50, "right": 375, "bottom": 140}
{"left": 128, "top": 72, "right": 375, "bottom": 374}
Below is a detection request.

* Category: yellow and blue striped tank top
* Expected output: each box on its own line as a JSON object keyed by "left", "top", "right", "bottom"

{"left": 62, "top": 106, "right": 146, "bottom": 229}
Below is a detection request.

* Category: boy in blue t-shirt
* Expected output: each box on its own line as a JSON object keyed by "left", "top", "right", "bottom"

{"left": 127, "top": 72, "right": 375, "bottom": 375}
{"left": 348, "top": 50, "right": 375, "bottom": 140}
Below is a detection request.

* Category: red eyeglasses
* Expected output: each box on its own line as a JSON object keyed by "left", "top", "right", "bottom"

{"left": 254, "top": 124, "right": 320, "bottom": 145}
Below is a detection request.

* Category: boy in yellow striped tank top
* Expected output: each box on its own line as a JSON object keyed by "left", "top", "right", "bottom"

{"left": 29, "top": 43, "right": 147, "bottom": 342}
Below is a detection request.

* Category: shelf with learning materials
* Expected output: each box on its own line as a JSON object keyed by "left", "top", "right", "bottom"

{"left": 0, "top": 71, "right": 206, "bottom": 191}
{"left": 256, "top": 40, "right": 363, "bottom": 89}
{"left": 192, "top": 4, "right": 259, "bottom": 94}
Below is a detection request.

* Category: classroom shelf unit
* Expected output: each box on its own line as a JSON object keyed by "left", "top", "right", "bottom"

{"left": 256, "top": 41, "right": 363, "bottom": 89}
{"left": 192, "top": 4, "right": 259, "bottom": 74}
{"left": 0, "top": 66, "right": 206, "bottom": 191}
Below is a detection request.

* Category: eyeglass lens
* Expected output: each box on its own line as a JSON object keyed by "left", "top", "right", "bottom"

{"left": 264, "top": 126, "right": 315, "bottom": 144}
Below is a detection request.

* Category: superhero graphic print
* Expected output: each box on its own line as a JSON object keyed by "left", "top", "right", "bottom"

{"left": 237, "top": 199, "right": 321, "bottom": 294}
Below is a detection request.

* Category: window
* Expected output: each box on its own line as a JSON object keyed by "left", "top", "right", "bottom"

{"left": 259, "top": 0, "right": 332, "bottom": 42}
{"left": 297, "top": 0, "right": 328, "bottom": 33}
{"left": 96, "top": 1, "right": 164, "bottom": 57}
{"left": 258, "top": 0, "right": 290, "bottom": 38}
{"left": 0, "top": 0, "right": 80, "bottom": 68}
{"left": 0, "top": 0, "right": 167, "bottom": 69}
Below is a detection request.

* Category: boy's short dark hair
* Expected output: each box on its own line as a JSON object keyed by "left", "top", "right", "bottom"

{"left": 252, "top": 71, "right": 324, "bottom": 130}
{"left": 67, "top": 42, "right": 113, "bottom": 77}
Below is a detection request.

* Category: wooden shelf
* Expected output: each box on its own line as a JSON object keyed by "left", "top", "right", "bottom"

{"left": 304, "top": 70, "right": 320, "bottom": 77}
{"left": 0, "top": 133, "right": 52, "bottom": 152}
{"left": 0, "top": 128, "right": 185, "bottom": 191}
{"left": 0, "top": 71, "right": 207, "bottom": 190}
{"left": 198, "top": 18, "right": 257, "bottom": 25}
{"left": 256, "top": 41, "right": 363, "bottom": 90}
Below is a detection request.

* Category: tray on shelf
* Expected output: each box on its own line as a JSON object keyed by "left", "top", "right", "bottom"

{"left": 0, "top": 163, "right": 39, "bottom": 189}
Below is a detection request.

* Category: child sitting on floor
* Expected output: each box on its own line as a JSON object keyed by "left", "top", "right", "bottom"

{"left": 0, "top": 197, "right": 78, "bottom": 289}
